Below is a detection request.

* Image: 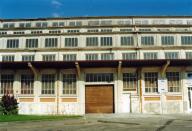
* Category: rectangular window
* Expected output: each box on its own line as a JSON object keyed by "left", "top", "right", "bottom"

{"left": 67, "top": 30, "right": 80, "bottom": 33}
{"left": 144, "top": 72, "right": 158, "bottom": 93}
{"left": 121, "top": 36, "right": 134, "bottom": 46}
{"left": 59, "top": 22, "right": 65, "bottom": 27}
{"left": 69, "top": 21, "right": 82, "bottom": 26}
{"left": 19, "top": 23, "right": 25, "bottom": 28}
{"left": 161, "top": 36, "right": 174, "bottom": 45}
{"left": 101, "top": 37, "right": 113, "bottom": 46}
{"left": 86, "top": 54, "right": 98, "bottom": 60}
{"left": 100, "top": 29, "right": 112, "bottom": 32}
{"left": 45, "top": 38, "right": 58, "bottom": 48}
{"left": 31, "top": 31, "right": 42, "bottom": 34}
{"left": 7, "top": 39, "right": 19, "bottom": 48}
{"left": 101, "top": 53, "right": 114, "bottom": 60}
{"left": 144, "top": 52, "right": 158, "bottom": 60}
{"left": 63, "top": 54, "right": 76, "bottom": 61}
{"left": 42, "top": 22, "right": 48, "bottom": 28}
{"left": 135, "top": 20, "right": 148, "bottom": 25}
{"left": 26, "top": 23, "right": 31, "bottom": 28}
{"left": 65, "top": 38, "right": 78, "bottom": 47}
{"left": 100, "top": 20, "right": 112, "bottom": 26}
{"left": 42, "top": 55, "right": 56, "bottom": 61}
{"left": 120, "top": 29, "right": 132, "bottom": 32}
{"left": 35, "top": 22, "right": 47, "bottom": 28}
{"left": 181, "top": 36, "right": 192, "bottom": 45}
{"left": 0, "top": 74, "right": 14, "bottom": 94}
{"left": 9, "top": 23, "right": 15, "bottom": 28}
{"left": 122, "top": 53, "right": 137, "bottom": 60}
{"left": 166, "top": 72, "right": 180, "bottom": 92}
{"left": 118, "top": 20, "right": 131, "bottom": 25}
{"left": 49, "top": 30, "right": 61, "bottom": 34}
{"left": 36, "top": 22, "right": 41, "bottom": 27}
{"left": 41, "top": 74, "right": 55, "bottom": 94}
{"left": 63, "top": 74, "right": 77, "bottom": 95}
{"left": 139, "top": 29, "right": 151, "bottom": 31}
{"left": 141, "top": 36, "right": 154, "bottom": 46}
{"left": 26, "top": 39, "right": 38, "bottom": 48}
{"left": 186, "top": 52, "right": 192, "bottom": 59}
{"left": 52, "top": 22, "right": 65, "bottom": 27}
{"left": 21, "top": 74, "right": 34, "bottom": 94}
{"left": 13, "top": 31, "right": 25, "bottom": 35}
{"left": 123, "top": 73, "right": 137, "bottom": 91}
{"left": 86, "top": 73, "right": 113, "bottom": 82}
{"left": 2, "top": 55, "right": 14, "bottom": 62}
{"left": 3, "top": 23, "right": 15, "bottom": 28}
{"left": 22, "top": 55, "right": 35, "bottom": 61}
{"left": 76, "top": 21, "right": 82, "bottom": 26}
{"left": 165, "top": 52, "right": 179, "bottom": 59}
{"left": 0, "top": 32, "right": 7, "bottom": 35}
{"left": 88, "top": 21, "right": 100, "bottom": 26}
{"left": 52, "top": 22, "right": 58, "bottom": 27}
{"left": 87, "top": 29, "right": 99, "bottom": 32}
{"left": 157, "top": 29, "right": 170, "bottom": 32}
{"left": 3, "top": 23, "right": 9, "bottom": 28}
{"left": 86, "top": 37, "right": 98, "bottom": 46}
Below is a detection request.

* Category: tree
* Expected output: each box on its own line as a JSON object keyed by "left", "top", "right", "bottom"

{"left": 0, "top": 95, "right": 18, "bottom": 115}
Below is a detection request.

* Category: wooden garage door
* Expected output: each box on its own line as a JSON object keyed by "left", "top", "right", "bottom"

{"left": 85, "top": 85, "right": 114, "bottom": 113}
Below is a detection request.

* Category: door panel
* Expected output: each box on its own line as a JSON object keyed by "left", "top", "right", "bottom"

{"left": 85, "top": 85, "right": 114, "bottom": 113}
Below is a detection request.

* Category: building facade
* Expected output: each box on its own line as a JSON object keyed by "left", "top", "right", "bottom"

{"left": 0, "top": 16, "right": 192, "bottom": 114}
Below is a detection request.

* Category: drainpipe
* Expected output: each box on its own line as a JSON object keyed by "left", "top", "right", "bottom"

{"left": 160, "top": 60, "right": 170, "bottom": 114}
{"left": 138, "top": 68, "right": 143, "bottom": 113}
{"left": 56, "top": 70, "right": 60, "bottom": 115}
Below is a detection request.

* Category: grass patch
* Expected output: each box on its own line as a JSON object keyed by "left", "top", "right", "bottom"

{"left": 0, "top": 115, "right": 82, "bottom": 122}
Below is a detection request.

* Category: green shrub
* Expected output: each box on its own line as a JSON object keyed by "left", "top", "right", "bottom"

{"left": 0, "top": 95, "right": 18, "bottom": 115}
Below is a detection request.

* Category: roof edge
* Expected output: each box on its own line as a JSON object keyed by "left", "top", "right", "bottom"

{"left": 1, "top": 15, "right": 192, "bottom": 22}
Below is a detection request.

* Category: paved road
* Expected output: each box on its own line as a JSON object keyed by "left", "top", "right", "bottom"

{"left": 0, "top": 114, "right": 192, "bottom": 131}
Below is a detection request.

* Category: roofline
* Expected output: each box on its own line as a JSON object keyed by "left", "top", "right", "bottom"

{"left": 1, "top": 15, "right": 192, "bottom": 22}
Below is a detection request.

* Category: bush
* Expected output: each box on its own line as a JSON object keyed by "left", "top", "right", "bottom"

{"left": 0, "top": 95, "right": 18, "bottom": 115}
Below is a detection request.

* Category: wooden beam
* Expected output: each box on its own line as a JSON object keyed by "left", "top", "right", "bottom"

{"left": 75, "top": 62, "right": 80, "bottom": 78}
{"left": 161, "top": 60, "right": 170, "bottom": 77}
{"left": 28, "top": 62, "right": 39, "bottom": 76}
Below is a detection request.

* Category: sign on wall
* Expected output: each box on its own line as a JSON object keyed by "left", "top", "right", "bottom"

{"left": 158, "top": 78, "right": 168, "bottom": 93}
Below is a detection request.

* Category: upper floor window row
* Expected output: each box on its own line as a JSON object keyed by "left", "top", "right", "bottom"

{"left": 4, "top": 35, "right": 192, "bottom": 49}
{"left": 3, "top": 18, "right": 192, "bottom": 29}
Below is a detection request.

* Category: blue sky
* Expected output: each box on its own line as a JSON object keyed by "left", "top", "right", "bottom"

{"left": 0, "top": 0, "right": 192, "bottom": 18}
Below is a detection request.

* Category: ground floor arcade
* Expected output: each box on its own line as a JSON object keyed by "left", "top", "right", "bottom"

{"left": 0, "top": 60, "right": 192, "bottom": 114}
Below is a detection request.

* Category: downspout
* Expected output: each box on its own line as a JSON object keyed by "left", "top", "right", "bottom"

{"left": 160, "top": 60, "right": 170, "bottom": 114}
{"left": 138, "top": 68, "right": 143, "bottom": 113}
{"left": 56, "top": 70, "right": 60, "bottom": 115}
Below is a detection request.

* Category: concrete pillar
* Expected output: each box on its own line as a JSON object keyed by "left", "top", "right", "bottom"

{"left": 13, "top": 71, "right": 20, "bottom": 98}
{"left": 78, "top": 70, "right": 85, "bottom": 114}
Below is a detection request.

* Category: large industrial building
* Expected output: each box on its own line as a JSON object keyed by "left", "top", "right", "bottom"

{"left": 0, "top": 16, "right": 192, "bottom": 114}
